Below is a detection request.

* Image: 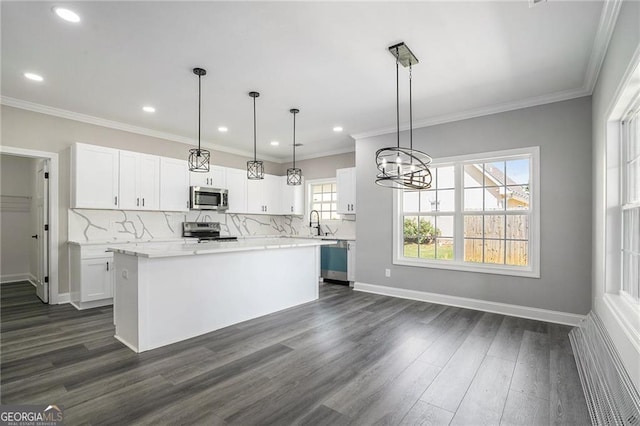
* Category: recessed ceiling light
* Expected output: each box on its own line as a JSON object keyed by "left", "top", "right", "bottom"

{"left": 270, "top": 141, "right": 279, "bottom": 146}
{"left": 218, "top": 126, "right": 228, "bottom": 132}
{"left": 142, "top": 106, "right": 155, "bottom": 113}
{"left": 24, "top": 72, "right": 44, "bottom": 82}
{"left": 53, "top": 7, "right": 80, "bottom": 23}
{"left": 333, "top": 126, "right": 343, "bottom": 132}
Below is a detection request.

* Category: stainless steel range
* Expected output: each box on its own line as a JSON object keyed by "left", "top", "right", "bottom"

{"left": 182, "top": 222, "right": 238, "bottom": 242}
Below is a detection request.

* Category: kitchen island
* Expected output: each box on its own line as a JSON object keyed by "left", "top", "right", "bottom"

{"left": 109, "top": 238, "right": 336, "bottom": 352}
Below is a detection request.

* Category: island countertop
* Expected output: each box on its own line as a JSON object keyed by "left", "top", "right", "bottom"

{"left": 108, "top": 237, "right": 337, "bottom": 258}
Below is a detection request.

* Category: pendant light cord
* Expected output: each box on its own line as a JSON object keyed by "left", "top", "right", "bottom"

{"left": 293, "top": 112, "right": 296, "bottom": 167}
{"left": 197, "top": 73, "right": 202, "bottom": 155}
{"left": 396, "top": 47, "right": 400, "bottom": 150}
{"left": 409, "top": 64, "right": 413, "bottom": 151}
{"left": 253, "top": 95, "right": 257, "bottom": 162}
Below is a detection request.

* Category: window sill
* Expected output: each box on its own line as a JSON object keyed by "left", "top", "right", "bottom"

{"left": 393, "top": 257, "right": 540, "bottom": 278}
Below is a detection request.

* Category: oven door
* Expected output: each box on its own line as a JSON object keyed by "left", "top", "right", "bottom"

{"left": 190, "top": 187, "right": 223, "bottom": 210}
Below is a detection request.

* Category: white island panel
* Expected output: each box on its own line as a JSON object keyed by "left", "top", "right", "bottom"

{"left": 113, "top": 243, "right": 322, "bottom": 352}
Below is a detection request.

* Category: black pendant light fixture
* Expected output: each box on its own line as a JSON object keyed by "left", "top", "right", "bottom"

{"left": 188, "top": 67, "right": 211, "bottom": 172}
{"left": 375, "top": 42, "right": 432, "bottom": 190}
{"left": 247, "top": 91, "right": 264, "bottom": 180}
{"left": 286, "top": 108, "right": 302, "bottom": 186}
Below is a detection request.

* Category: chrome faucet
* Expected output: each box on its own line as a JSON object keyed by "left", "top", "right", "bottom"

{"left": 309, "top": 210, "right": 322, "bottom": 236}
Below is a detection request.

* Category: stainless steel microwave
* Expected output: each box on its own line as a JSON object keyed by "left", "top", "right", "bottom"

{"left": 190, "top": 186, "right": 228, "bottom": 211}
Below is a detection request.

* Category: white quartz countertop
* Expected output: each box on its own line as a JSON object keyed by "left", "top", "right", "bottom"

{"left": 107, "top": 237, "right": 337, "bottom": 258}
{"left": 68, "top": 238, "right": 193, "bottom": 246}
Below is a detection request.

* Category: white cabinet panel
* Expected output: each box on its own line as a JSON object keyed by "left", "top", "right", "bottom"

{"left": 337, "top": 167, "right": 356, "bottom": 214}
{"left": 347, "top": 240, "right": 356, "bottom": 282}
{"left": 72, "top": 143, "right": 119, "bottom": 209}
{"left": 281, "top": 176, "right": 304, "bottom": 215}
{"left": 118, "top": 150, "right": 139, "bottom": 210}
{"left": 118, "top": 150, "right": 160, "bottom": 210}
{"left": 225, "top": 167, "right": 247, "bottom": 213}
{"left": 139, "top": 154, "right": 160, "bottom": 209}
{"left": 190, "top": 166, "right": 226, "bottom": 188}
{"left": 160, "top": 158, "right": 189, "bottom": 211}
{"left": 82, "top": 258, "right": 114, "bottom": 301}
{"left": 247, "top": 174, "right": 281, "bottom": 214}
{"left": 69, "top": 243, "right": 114, "bottom": 309}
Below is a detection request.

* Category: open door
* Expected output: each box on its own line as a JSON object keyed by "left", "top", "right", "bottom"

{"left": 34, "top": 160, "right": 49, "bottom": 303}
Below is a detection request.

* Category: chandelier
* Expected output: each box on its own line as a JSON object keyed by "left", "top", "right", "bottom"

{"left": 375, "top": 42, "right": 432, "bottom": 190}
{"left": 188, "top": 67, "right": 211, "bottom": 172}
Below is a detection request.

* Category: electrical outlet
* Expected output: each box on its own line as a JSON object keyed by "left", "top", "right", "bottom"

{"left": 122, "top": 269, "right": 128, "bottom": 279}
{"left": 385, "top": 268, "right": 391, "bottom": 277}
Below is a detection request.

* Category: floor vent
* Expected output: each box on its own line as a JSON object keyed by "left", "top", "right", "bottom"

{"left": 569, "top": 312, "right": 640, "bottom": 425}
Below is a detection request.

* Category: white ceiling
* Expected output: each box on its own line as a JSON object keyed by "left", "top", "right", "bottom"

{"left": 1, "top": 1, "right": 608, "bottom": 163}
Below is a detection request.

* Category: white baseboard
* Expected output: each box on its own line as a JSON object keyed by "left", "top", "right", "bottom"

{"left": 354, "top": 282, "right": 586, "bottom": 326}
{"left": 0, "top": 273, "right": 33, "bottom": 284}
{"left": 57, "top": 293, "right": 71, "bottom": 304}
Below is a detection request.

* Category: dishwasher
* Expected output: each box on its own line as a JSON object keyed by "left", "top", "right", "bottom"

{"left": 320, "top": 240, "right": 348, "bottom": 283}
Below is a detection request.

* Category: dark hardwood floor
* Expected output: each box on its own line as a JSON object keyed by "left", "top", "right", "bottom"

{"left": 0, "top": 281, "right": 590, "bottom": 425}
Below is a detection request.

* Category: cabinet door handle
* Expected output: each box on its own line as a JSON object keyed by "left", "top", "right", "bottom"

{"left": 137, "top": 198, "right": 140, "bottom": 207}
{"left": 291, "top": 206, "right": 293, "bottom": 212}
{"left": 142, "top": 198, "right": 145, "bottom": 207}
{"left": 106, "top": 261, "right": 109, "bottom": 271}
{"left": 114, "top": 196, "right": 118, "bottom": 206}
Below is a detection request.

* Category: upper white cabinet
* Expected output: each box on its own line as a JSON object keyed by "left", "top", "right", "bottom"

{"left": 72, "top": 143, "right": 120, "bottom": 209}
{"left": 337, "top": 167, "right": 356, "bottom": 214}
{"left": 247, "top": 174, "right": 281, "bottom": 214}
{"left": 225, "top": 167, "right": 247, "bottom": 213}
{"left": 281, "top": 176, "right": 304, "bottom": 215}
{"left": 160, "top": 157, "right": 189, "bottom": 211}
{"left": 118, "top": 150, "right": 160, "bottom": 210}
{"left": 189, "top": 166, "right": 226, "bottom": 188}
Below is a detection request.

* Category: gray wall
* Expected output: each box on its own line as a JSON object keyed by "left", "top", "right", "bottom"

{"left": 591, "top": 1, "right": 640, "bottom": 388}
{"left": 281, "top": 151, "right": 355, "bottom": 180}
{"left": 355, "top": 96, "right": 592, "bottom": 315}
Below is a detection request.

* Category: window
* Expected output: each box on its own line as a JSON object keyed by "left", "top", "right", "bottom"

{"left": 310, "top": 182, "right": 339, "bottom": 220}
{"left": 394, "top": 147, "right": 539, "bottom": 277}
{"left": 621, "top": 107, "right": 640, "bottom": 303}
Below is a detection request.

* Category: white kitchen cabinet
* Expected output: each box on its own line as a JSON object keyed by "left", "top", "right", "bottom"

{"left": 160, "top": 157, "right": 190, "bottom": 211}
{"left": 225, "top": 167, "right": 247, "bottom": 213}
{"left": 118, "top": 150, "right": 160, "bottom": 210}
{"left": 247, "top": 174, "right": 281, "bottom": 214}
{"left": 281, "top": 176, "right": 304, "bottom": 215}
{"left": 337, "top": 167, "right": 356, "bottom": 214}
{"left": 71, "top": 143, "right": 119, "bottom": 209}
{"left": 189, "top": 166, "right": 226, "bottom": 188}
{"left": 69, "top": 244, "right": 114, "bottom": 310}
{"left": 347, "top": 240, "right": 356, "bottom": 283}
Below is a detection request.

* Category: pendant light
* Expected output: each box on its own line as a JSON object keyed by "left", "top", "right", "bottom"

{"left": 287, "top": 108, "right": 302, "bottom": 186}
{"left": 188, "top": 67, "right": 211, "bottom": 172}
{"left": 375, "top": 42, "right": 432, "bottom": 190}
{"left": 247, "top": 91, "right": 264, "bottom": 179}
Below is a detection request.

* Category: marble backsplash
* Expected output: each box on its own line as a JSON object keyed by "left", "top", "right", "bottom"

{"left": 68, "top": 209, "right": 356, "bottom": 242}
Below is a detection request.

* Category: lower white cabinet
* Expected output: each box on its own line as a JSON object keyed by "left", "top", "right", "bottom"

{"left": 69, "top": 244, "right": 114, "bottom": 310}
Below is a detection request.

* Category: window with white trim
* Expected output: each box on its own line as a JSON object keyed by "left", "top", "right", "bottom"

{"left": 621, "top": 107, "right": 640, "bottom": 303}
{"left": 310, "top": 182, "right": 339, "bottom": 220}
{"left": 394, "top": 147, "right": 540, "bottom": 277}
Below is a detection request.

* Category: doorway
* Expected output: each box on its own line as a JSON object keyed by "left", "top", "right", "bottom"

{"left": 0, "top": 146, "right": 59, "bottom": 304}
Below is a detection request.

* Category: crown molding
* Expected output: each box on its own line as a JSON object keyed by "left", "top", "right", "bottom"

{"left": 351, "top": 86, "right": 590, "bottom": 140}
{"left": 584, "top": 0, "right": 623, "bottom": 94}
{"left": 0, "top": 96, "right": 283, "bottom": 163}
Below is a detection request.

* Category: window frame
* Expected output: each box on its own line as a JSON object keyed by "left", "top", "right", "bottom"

{"left": 620, "top": 103, "right": 640, "bottom": 304}
{"left": 393, "top": 146, "right": 540, "bottom": 278}
{"left": 306, "top": 178, "right": 340, "bottom": 221}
